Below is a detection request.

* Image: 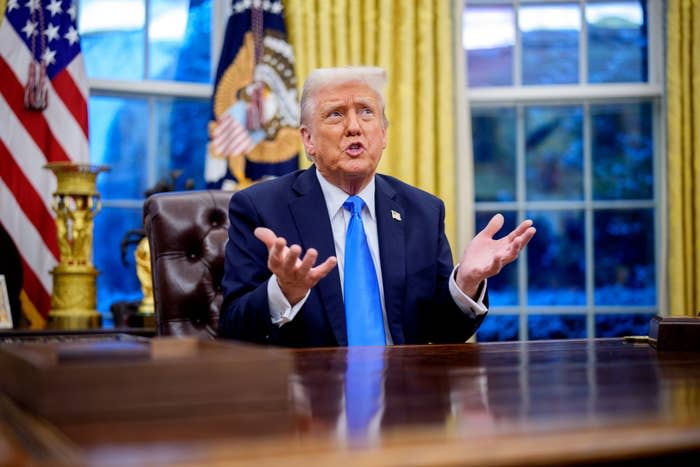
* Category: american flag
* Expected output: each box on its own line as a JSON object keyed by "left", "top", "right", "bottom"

{"left": 0, "top": 0, "right": 89, "bottom": 327}
{"left": 210, "top": 110, "right": 255, "bottom": 160}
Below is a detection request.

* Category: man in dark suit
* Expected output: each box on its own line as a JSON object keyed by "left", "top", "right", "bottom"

{"left": 219, "top": 66, "right": 535, "bottom": 347}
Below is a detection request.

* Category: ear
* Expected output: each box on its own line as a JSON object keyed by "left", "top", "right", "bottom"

{"left": 300, "top": 126, "right": 315, "bottom": 155}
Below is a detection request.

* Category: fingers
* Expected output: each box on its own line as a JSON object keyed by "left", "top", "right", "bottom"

{"left": 507, "top": 219, "right": 534, "bottom": 241}
{"left": 289, "top": 248, "right": 337, "bottom": 284}
{"left": 283, "top": 244, "right": 302, "bottom": 270}
{"left": 311, "top": 255, "right": 338, "bottom": 279}
{"left": 254, "top": 227, "right": 277, "bottom": 248}
{"left": 518, "top": 226, "right": 537, "bottom": 248}
{"left": 501, "top": 226, "right": 537, "bottom": 265}
{"left": 255, "top": 225, "right": 337, "bottom": 287}
{"left": 267, "top": 236, "right": 289, "bottom": 270}
{"left": 482, "top": 213, "right": 505, "bottom": 238}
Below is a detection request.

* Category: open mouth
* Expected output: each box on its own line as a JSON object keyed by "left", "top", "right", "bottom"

{"left": 346, "top": 142, "right": 364, "bottom": 156}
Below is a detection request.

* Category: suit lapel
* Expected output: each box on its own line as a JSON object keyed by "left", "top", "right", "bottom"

{"left": 375, "top": 176, "right": 406, "bottom": 344}
{"left": 289, "top": 167, "right": 347, "bottom": 345}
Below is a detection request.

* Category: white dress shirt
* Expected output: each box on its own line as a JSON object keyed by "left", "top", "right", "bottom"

{"left": 267, "top": 171, "right": 488, "bottom": 344}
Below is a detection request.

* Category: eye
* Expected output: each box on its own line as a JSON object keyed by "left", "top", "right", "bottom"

{"left": 327, "top": 110, "right": 342, "bottom": 118}
{"left": 360, "top": 107, "right": 374, "bottom": 116}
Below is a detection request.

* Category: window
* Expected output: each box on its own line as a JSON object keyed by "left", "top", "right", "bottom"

{"left": 463, "top": 0, "right": 663, "bottom": 340}
{"left": 79, "top": 0, "right": 220, "bottom": 324}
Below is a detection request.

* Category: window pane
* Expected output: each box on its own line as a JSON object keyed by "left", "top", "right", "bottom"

{"left": 89, "top": 96, "right": 149, "bottom": 199}
{"left": 528, "top": 314, "right": 587, "bottom": 339}
{"left": 94, "top": 206, "right": 143, "bottom": 323}
{"left": 476, "top": 211, "right": 518, "bottom": 306}
{"left": 80, "top": 0, "right": 145, "bottom": 80}
{"left": 525, "top": 105, "right": 583, "bottom": 201}
{"left": 463, "top": 5, "right": 514, "bottom": 87}
{"left": 594, "top": 209, "right": 655, "bottom": 306}
{"left": 149, "top": 0, "right": 211, "bottom": 82}
{"left": 592, "top": 102, "right": 653, "bottom": 200}
{"left": 587, "top": 1, "right": 647, "bottom": 83}
{"left": 477, "top": 314, "right": 519, "bottom": 342}
{"left": 155, "top": 98, "right": 209, "bottom": 190}
{"left": 527, "top": 210, "right": 585, "bottom": 305}
{"left": 520, "top": 3, "right": 580, "bottom": 85}
{"left": 473, "top": 107, "right": 516, "bottom": 202}
{"left": 595, "top": 313, "right": 655, "bottom": 337}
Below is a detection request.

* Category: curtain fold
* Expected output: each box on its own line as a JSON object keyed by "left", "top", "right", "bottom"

{"left": 667, "top": 0, "right": 700, "bottom": 316}
{"left": 284, "top": 0, "right": 459, "bottom": 244}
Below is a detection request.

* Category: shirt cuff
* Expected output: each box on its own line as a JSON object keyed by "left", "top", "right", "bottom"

{"left": 448, "top": 264, "right": 488, "bottom": 317}
{"left": 267, "top": 275, "right": 311, "bottom": 326}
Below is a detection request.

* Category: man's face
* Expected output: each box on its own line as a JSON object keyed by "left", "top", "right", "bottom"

{"left": 301, "top": 81, "right": 387, "bottom": 194}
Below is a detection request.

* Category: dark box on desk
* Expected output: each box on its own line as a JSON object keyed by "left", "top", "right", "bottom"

{"left": 649, "top": 316, "right": 700, "bottom": 351}
{"left": 0, "top": 337, "right": 292, "bottom": 422}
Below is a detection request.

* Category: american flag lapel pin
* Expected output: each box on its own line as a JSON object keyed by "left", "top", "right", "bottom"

{"left": 391, "top": 210, "right": 402, "bottom": 221}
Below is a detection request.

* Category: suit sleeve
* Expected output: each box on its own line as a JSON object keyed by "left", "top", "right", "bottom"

{"left": 219, "top": 190, "right": 279, "bottom": 344}
{"left": 424, "top": 201, "right": 488, "bottom": 343}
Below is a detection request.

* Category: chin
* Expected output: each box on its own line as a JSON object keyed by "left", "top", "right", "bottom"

{"left": 343, "top": 166, "right": 373, "bottom": 180}
{"left": 345, "top": 157, "right": 377, "bottom": 173}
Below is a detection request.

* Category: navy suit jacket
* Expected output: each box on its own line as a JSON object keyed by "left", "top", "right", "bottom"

{"left": 219, "top": 166, "right": 486, "bottom": 347}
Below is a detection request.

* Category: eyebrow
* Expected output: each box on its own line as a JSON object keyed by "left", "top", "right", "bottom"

{"left": 319, "top": 97, "right": 378, "bottom": 113}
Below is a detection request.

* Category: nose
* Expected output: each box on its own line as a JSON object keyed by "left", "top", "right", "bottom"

{"left": 345, "top": 110, "right": 361, "bottom": 136}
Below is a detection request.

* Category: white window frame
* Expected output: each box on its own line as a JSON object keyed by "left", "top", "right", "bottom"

{"left": 81, "top": 0, "right": 231, "bottom": 209}
{"left": 455, "top": 0, "right": 666, "bottom": 339}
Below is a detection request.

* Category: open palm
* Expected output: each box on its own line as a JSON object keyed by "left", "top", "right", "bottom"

{"left": 456, "top": 214, "right": 536, "bottom": 297}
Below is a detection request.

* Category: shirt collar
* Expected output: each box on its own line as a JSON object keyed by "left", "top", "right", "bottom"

{"left": 315, "top": 168, "right": 376, "bottom": 221}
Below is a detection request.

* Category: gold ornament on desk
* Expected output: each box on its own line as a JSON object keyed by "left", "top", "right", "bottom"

{"left": 45, "top": 162, "right": 109, "bottom": 329}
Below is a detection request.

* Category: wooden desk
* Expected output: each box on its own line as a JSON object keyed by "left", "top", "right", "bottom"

{"left": 0, "top": 327, "right": 157, "bottom": 341}
{"left": 2, "top": 338, "right": 700, "bottom": 466}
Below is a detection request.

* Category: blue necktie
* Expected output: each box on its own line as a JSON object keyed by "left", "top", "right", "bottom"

{"left": 343, "top": 196, "right": 386, "bottom": 346}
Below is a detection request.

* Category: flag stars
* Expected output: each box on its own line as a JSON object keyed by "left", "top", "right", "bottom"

{"left": 232, "top": 0, "right": 282, "bottom": 14}
{"left": 7, "top": 0, "right": 19, "bottom": 13}
{"left": 64, "top": 25, "right": 79, "bottom": 45}
{"left": 44, "top": 23, "right": 60, "bottom": 42}
{"left": 67, "top": 2, "right": 77, "bottom": 20}
{"left": 25, "top": 0, "right": 41, "bottom": 12}
{"left": 21, "top": 20, "right": 37, "bottom": 39}
{"left": 46, "top": 0, "right": 63, "bottom": 16}
{"left": 270, "top": 1, "right": 283, "bottom": 14}
{"left": 42, "top": 48, "right": 57, "bottom": 66}
{"left": 233, "top": 0, "right": 252, "bottom": 14}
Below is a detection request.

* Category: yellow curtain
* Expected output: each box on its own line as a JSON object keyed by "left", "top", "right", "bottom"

{"left": 667, "top": 0, "right": 700, "bottom": 317}
{"left": 284, "top": 0, "right": 458, "bottom": 244}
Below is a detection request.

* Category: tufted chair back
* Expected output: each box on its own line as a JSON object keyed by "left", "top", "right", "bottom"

{"left": 143, "top": 190, "right": 233, "bottom": 338}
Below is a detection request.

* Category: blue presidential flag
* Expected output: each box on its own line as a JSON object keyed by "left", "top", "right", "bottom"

{"left": 205, "top": 0, "right": 299, "bottom": 190}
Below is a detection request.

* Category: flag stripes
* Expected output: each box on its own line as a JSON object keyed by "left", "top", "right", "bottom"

{"left": 212, "top": 112, "right": 255, "bottom": 157}
{"left": 0, "top": 59, "right": 74, "bottom": 163}
{"left": 51, "top": 68, "right": 88, "bottom": 136}
{"left": 0, "top": 0, "right": 89, "bottom": 324}
{"left": 0, "top": 94, "right": 58, "bottom": 214}
{"left": 0, "top": 179, "right": 56, "bottom": 295}
{"left": 0, "top": 141, "right": 60, "bottom": 261}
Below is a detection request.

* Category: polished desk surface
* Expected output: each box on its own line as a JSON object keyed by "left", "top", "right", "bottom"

{"left": 2, "top": 338, "right": 700, "bottom": 466}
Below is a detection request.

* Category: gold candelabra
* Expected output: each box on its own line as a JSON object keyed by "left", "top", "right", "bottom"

{"left": 45, "top": 162, "right": 109, "bottom": 329}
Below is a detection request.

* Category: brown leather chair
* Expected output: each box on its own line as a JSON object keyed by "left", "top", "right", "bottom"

{"left": 143, "top": 190, "right": 233, "bottom": 338}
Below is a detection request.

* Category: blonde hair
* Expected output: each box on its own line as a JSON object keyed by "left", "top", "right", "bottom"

{"left": 299, "top": 66, "right": 388, "bottom": 128}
